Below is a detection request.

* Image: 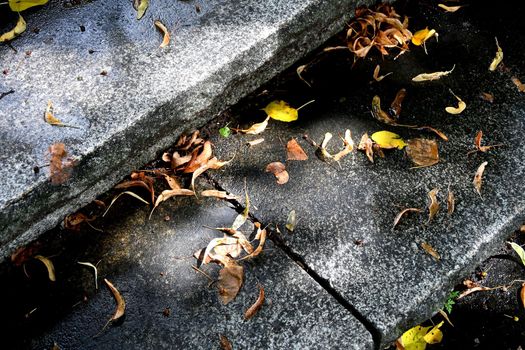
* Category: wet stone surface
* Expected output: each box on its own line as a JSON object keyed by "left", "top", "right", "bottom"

{"left": 206, "top": 0, "right": 525, "bottom": 345}
{"left": 0, "top": 0, "right": 374, "bottom": 259}
{"left": 1, "top": 191, "right": 373, "bottom": 349}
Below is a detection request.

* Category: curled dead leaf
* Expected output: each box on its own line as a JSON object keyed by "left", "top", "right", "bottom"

{"left": 421, "top": 242, "right": 440, "bottom": 260}
{"left": 406, "top": 139, "right": 439, "bottom": 167}
{"left": 103, "top": 191, "right": 149, "bottom": 217}
{"left": 247, "top": 138, "right": 265, "bottom": 147}
{"left": 445, "top": 90, "right": 466, "bottom": 114}
{"left": 389, "top": 88, "right": 406, "bottom": 119}
{"left": 150, "top": 188, "right": 195, "bottom": 219}
{"left": 115, "top": 178, "right": 155, "bottom": 204}
{"left": 412, "top": 65, "right": 455, "bottom": 82}
{"left": 234, "top": 117, "right": 270, "bottom": 135}
{"left": 427, "top": 188, "right": 440, "bottom": 223}
{"left": 357, "top": 133, "right": 374, "bottom": 163}
{"left": 34, "top": 255, "right": 56, "bottom": 282}
{"left": 511, "top": 76, "right": 525, "bottom": 93}
{"left": 218, "top": 261, "right": 244, "bottom": 304}
{"left": 438, "top": 4, "right": 462, "bottom": 12}
{"left": 447, "top": 187, "right": 455, "bottom": 216}
{"left": 371, "top": 95, "right": 397, "bottom": 125}
{"left": 78, "top": 261, "right": 98, "bottom": 290}
{"left": 520, "top": 283, "right": 525, "bottom": 309}
{"left": 473, "top": 161, "right": 488, "bottom": 196}
{"left": 201, "top": 190, "right": 237, "bottom": 200}
{"left": 333, "top": 129, "right": 354, "bottom": 161}
{"left": 183, "top": 141, "right": 213, "bottom": 173}
{"left": 471, "top": 130, "right": 503, "bottom": 154}
{"left": 372, "top": 65, "right": 392, "bottom": 82}
{"left": 296, "top": 64, "right": 311, "bottom": 87}
{"left": 480, "top": 92, "right": 494, "bottom": 103}
{"left": 154, "top": 20, "right": 170, "bottom": 48}
{"left": 48, "top": 143, "right": 75, "bottom": 185}
{"left": 393, "top": 208, "right": 422, "bottom": 229}
{"left": 286, "top": 210, "right": 297, "bottom": 232}
{"left": 489, "top": 37, "right": 503, "bottom": 71}
{"left": 239, "top": 226, "right": 267, "bottom": 260}
{"left": 287, "top": 138, "right": 308, "bottom": 161}
{"left": 64, "top": 212, "right": 98, "bottom": 231}
{"left": 265, "top": 162, "right": 289, "bottom": 185}
{"left": 244, "top": 284, "right": 265, "bottom": 320}
{"left": 104, "top": 278, "right": 126, "bottom": 322}
{"left": 219, "top": 334, "right": 233, "bottom": 350}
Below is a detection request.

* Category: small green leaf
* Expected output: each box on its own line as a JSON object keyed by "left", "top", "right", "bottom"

{"left": 510, "top": 242, "right": 525, "bottom": 266}
{"left": 219, "top": 126, "right": 231, "bottom": 138}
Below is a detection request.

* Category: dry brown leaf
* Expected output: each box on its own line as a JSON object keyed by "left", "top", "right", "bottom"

{"left": 473, "top": 161, "right": 488, "bottom": 196}
{"left": 104, "top": 278, "right": 126, "bottom": 322}
{"left": 421, "top": 242, "right": 440, "bottom": 260}
{"left": 286, "top": 210, "right": 297, "bottom": 232}
{"left": 303, "top": 134, "right": 336, "bottom": 165}
{"left": 49, "top": 143, "right": 74, "bottom": 185}
{"left": 78, "top": 261, "right": 98, "bottom": 290}
{"left": 427, "top": 188, "right": 440, "bottom": 223}
{"left": 358, "top": 133, "right": 374, "bottom": 163}
{"left": 202, "top": 236, "right": 241, "bottom": 264}
{"left": 183, "top": 141, "right": 213, "bottom": 173}
{"left": 333, "top": 129, "right": 354, "bottom": 161}
{"left": 218, "top": 261, "right": 244, "bottom": 304}
{"left": 244, "top": 284, "right": 265, "bottom": 320}
{"left": 163, "top": 175, "right": 181, "bottom": 190}
{"left": 438, "top": 4, "right": 462, "bottom": 12}
{"left": 472, "top": 130, "right": 503, "bottom": 153}
{"left": 154, "top": 20, "right": 170, "bottom": 48}
{"left": 103, "top": 191, "right": 149, "bottom": 217}
{"left": 520, "top": 283, "right": 525, "bottom": 309}
{"left": 286, "top": 138, "right": 308, "bottom": 161}
{"left": 201, "top": 190, "right": 237, "bottom": 200}
{"left": 234, "top": 117, "right": 270, "bottom": 135}
{"left": 445, "top": 90, "right": 466, "bottom": 114}
{"left": 489, "top": 37, "right": 503, "bottom": 71}
{"left": 393, "top": 208, "right": 422, "bottom": 228}
{"left": 457, "top": 281, "right": 494, "bottom": 299}
{"left": 412, "top": 65, "right": 455, "bottom": 82}
{"left": 64, "top": 212, "right": 96, "bottom": 231}
{"left": 11, "top": 243, "right": 41, "bottom": 266}
{"left": 389, "top": 88, "right": 406, "bottom": 119}
{"left": 371, "top": 95, "right": 397, "bottom": 125}
{"left": 406, "top": 139, "right": 439, "bottom": 167}
{"left": 175, "top": 130, "right": 203, "bottom": 151}
{"left": 150, "top": 188, "right": 194, "bottom": 218}
{"left": 372, "top": 64, "right": 392, "bottom": 82}
{"left": 219, "top": 334, "right": 233, "bottom": 350}
{"left": 247, "top": 138, "right": 265, "bottom": 147}
{"left": 447, "top": 187, "right": 455, "bottom": 216}
{"left": 480, "top": 92, "right": 494, "bottom": 103}
{"left": 511, "top": 77, "right": 525, "bottom": 93}
{"left": 240, "top": 226, "right": 267, "bottom": 260}
{"left": 44, "top": 101, "right": 62, "bottom": 126}
{"left": 296, "top": 64, "right": 311, "bottom": 87}
{"left": 169, "top": 152, "right": 192, "bottom": 168}
{"left": 265, "top": 162, "right": 289, "bottom": 185}
{"left": 115, "top": 179, "right": 154, "bottom": 204}
{"left": 34, "top": 255, "right": 56, "bottom": 282}
{"left": 190, "top": 157, "right": 217, "bottom": 191}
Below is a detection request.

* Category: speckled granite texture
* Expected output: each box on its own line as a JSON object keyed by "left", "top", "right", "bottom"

{"left": 0, "top": 0, "right": 374, "bottom": 259}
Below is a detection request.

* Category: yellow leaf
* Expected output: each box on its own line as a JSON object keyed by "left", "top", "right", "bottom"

{"left": 423, "top": 321, "right": 444, "bottom": 344}
{"left": 371, "top": 131, "right": 406, "bottom": 150}
{"left": 400, "top": 325, "right": 432, "bottom": 350}
{"left": 0, "top": 14, "right": 26, "bottom": 43}
{"left": 489, "top": 37, "right": 503, "bottom": 71}
{"left": 438, "top": 4, "right": 462, "bottom": 12}
{"left": 9, "top": 0, "right": 48, "bottom": 12}
{"left": 263, "top": 100, "right": 298, "bottom": 122}
{"left": 411, "top": 28, "right": 437, "bottom": 46}
{"left": 445, "top": 90, "right": 466, "bottom": 114}
{"left": 134, "top": 0, "right": 149, "bottom": 20}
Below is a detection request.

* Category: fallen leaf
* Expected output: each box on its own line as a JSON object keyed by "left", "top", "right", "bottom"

{"left": 389, "top": 88, "right": 406, "bottom": 119}
{"left": 232, "top": 187, "right": 250, "bottom": 230}
{"left": 64, "top": 212, "right": 97, "bottom": 231}
{"left": 48, "top": 143, "right": 74, "bottom": 185}
{"left": 219, "top": 125, "right": 231, "bottom": 138}
{"left": 423, "top": 321, "right": 444, "bottom": 344}
{"left": 511, "top": 76, "right": 525, "bottom": 92}
{"left": 219, "top": 334, "right": 233, "bottom": 350}
{"left": 133, "top": 0, "right": 149, "bottom": 20}
{"left": 371, "top": 95, "right": 397, "bottom": 125}
{"left": 154, "top": 20, "right": 170, "bottom": 48}
{"left": 239, "top": 225, "right": 267, "bottom": 260}
{"left": 9, "top": 0, "right": 48, "bottom": 11}
{"left": 489, "top": 37, "right": 503, "bottom": 71}
{"left": 333, "top": 129, "right": 354, "bottom": 161}
{"left": 218, "top": 261, "right": 244, "bottom": 304}
{"left": 480, "top": 92, "right": 494, "bottom": 103}
{"left": 183, "top": 141, "right": 213, "bottom": 173}
{"left": 247, "top": 138, "right": 265, "bottom": 146}
{"left": 473, "top": 161, "right": 488, "bottom": 196}
{"left": 296, "top": 64, "right": 311, "bottom": 87}
{"left": 234, "top": 117, "right": 270, "bottom": 135}
{"left": 393, "top": 208, "right": 422, "bottom": 228}
{"left": 438, "top": 4, "right": 462, "bottom": 12}
{"left": 244, "top": 284, "right": 265, "bottom": 320}
{"left": 0, "top": 14, "right": 26, "bottom": 43}
{"left": 34, "top": 255, "right": 56, "bottom": 281}
{"left": 103, "top": 191, "right": 149, "bottom": 217}
{"left": 190, "top": 156, "right": 232, "bottom": 191}
{"left": 287, "top": 138, "right": 308, "bottom": 161}
{"left": 427, "top": 188, "right": 440, "bottom": 223}
{"left": 447, "top": 187, "right": 455, "bottom": 216}
{"left": 303, "top": 133, "right": 336, "bottom": 165}
{"left": 286, "top": 210, "right": 297, "bottom": 232}
{"left": 438, "top": 309, "right": 454, "bottom": 327}
{"left": 44, "top": 101, "right": 70, "bottom": 127}
{"left": 520, "top": 283, "right": 525, "bottom": 309}
{"left": 150, "top": 188, "right": 195, "bottom": 218}
{"left": 457, "top": 280, "right": 496, "bottom": 299}
{"left": 115, "top": 179, "right": 155, "bottom": 204}
{"left": 411, "top": 27, "right": 437, "bottom": 46}
{"left": 445, "top": 90, "right": 466, "bottom": 114}
{"left": 201, "top": 190, "right": 237, "bottom": 200}
{"left": 372, "top": 64, "right": 392, "bottom": 82}
{"left": 472, "top": 130, "right": 503, "bottom": 153}
{"left": 414, "top": 126, "right": 448, "bottom": 141}
{"left": 397, "top": 321, "right": 444, "bottom": 350}
{"left": 78, "top": 261, "right": 98, "bottom": 289}
{"left": 406, "top": 139, "right": 439, "bottom": 167}
{"left": 11, "top": 243, "right": 41, "bottom": 266}
{"left": 371, "top": 130, "right": 406, "bottom": 150}
{"left": 263, "top": 100, "right": 298, "bottom": 122}
{"left": 412, "top": 65, "right": 455, "bottom": 82}
{"left": 510, "top": 242, "right": 525, "bottom": 266}
{"left": 104, "top": 278, "right": 126, "bottom": 322}
{"left": 265, "top": 162, "right": 289, "bottom": 185}
{"left": 163, "top": 175, "right": 181, "bottom": 190}
{"left": 421, "top": 242, "right": 440, "bottom": 260}
{"left": 357, "top": 133, "right": 374, "bottom": 162}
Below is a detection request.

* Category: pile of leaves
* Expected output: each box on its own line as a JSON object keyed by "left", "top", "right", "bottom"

{"left": 345, "top": 4, "right": 412, "bottom": 59}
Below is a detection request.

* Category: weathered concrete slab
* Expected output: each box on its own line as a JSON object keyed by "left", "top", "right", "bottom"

{"left": 206, "top": 3, "right": 525, "bottom": 345}
{"left": 1, "top": 193, "right": 373, "bottom": 349}
{"left": 0, "top": 0, "right": 374, "bottom": 259}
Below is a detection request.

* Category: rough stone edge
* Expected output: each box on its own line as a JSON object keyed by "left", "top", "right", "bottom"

{"left": 0, "top": 0, "right": 376, "bottom": 260}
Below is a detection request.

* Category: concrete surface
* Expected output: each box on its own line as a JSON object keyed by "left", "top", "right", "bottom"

{"left": 206, "top": 0, "right": 525, "bottom": 345}
{"left": 0, "top": 0, "right": 374, "bottom": 259}
{"left": 0, "top": 190, "right": 373, "bottom": 349}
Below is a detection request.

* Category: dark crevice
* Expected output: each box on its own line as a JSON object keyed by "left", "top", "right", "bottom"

{"left": 204, "top": 174, "right": 382, "bottom": 350}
